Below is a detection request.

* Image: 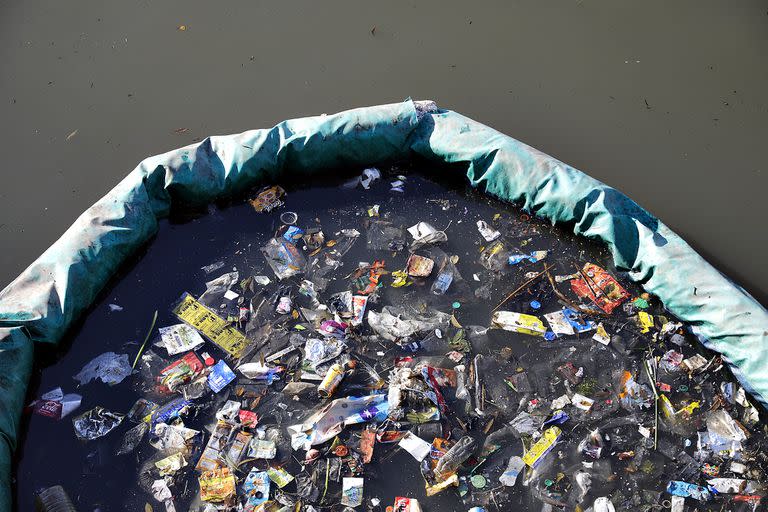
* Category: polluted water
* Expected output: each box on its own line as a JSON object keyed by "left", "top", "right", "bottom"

{"left": 17, "top": 163, "right": 768, "bottom": 512}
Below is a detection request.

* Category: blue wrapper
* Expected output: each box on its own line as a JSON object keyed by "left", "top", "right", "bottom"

{"left": 666, "top": 480, "right": 711, "bottom": 501}
{"left": 207, "top": 360, "right": 236, "bottom": 393}
{"left": 150, "top": 397, "right": 191, "bottom": 426}
{"left": 543, "top": 410, "right": 570, "bottom": 426}
{"left": 562, "top": 308, "right": 595, "bottom": 333}
{"left": 283, "top": 226, "right": 304, "bottom": 242}
{"left": 244, "top": 470, "right": 270, "bottom": 509}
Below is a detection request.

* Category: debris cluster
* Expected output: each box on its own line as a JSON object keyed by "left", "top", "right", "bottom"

{"left": 28, "top": 168, "right": 767, "bottom": 512}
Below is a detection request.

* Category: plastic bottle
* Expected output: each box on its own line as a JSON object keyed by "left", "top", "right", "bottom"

{"left": 35, "top": 485, "right": 77, "bottom": 512}
{"left": 499, "top": 455, "right": 525, "bottom": 486}
{"left": 435, "top": 436, "right": 476, "bottom": 477}
{"left": 431, "top": 269, "right": 454, "bottom": 295}
{"left": 481, "top": 425, "right": 516, "bottom": 457}
{"left": 318, "top": 362, "right": 346, "bottom": 398}
{"left": 354, "top": 359, "right": 385, "bottom": 390}
{"left": 455, "top": 365, "right": 468, "bottom": 400}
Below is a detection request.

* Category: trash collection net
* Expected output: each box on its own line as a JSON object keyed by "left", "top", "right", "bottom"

{"left": 17, "top": 165, "right": 766, "bottom": 512}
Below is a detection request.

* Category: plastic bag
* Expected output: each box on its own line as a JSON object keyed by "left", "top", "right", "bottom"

{"left": 115, "top": 422, "right": 148, "bottom": 455}
{"left": 408, "top": 221, "right": 448, "bottom": 250}
{"left": 499, "top": 455, "right": 525, "bottom": 486}
{"left": 198, "top": 271, "right": 239, "bottom": 308}
{"left": 367, "top": 306, "right": 450, "bottom": 345}
{"left": 434, "top": 436, "right": 476, "bottom": 477}
{"left": 261, "top": 238, "right": 305, "bottom": 280}
{"left": 366, "top": 220, "right": 406, "bottom": 252}
{"left": 288, "top": 394, "right": 388, "bottom": 448}
{"left": 73, "top": 352, "right": 132, "bottom": 386}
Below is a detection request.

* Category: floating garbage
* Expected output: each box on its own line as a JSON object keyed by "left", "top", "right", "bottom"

{"left": 249, "top": 185, "right": 286, "bottom": 213}
{"left": 72, "top": 407, "right": 125, "bottom": 440}
{"left": 157, "top": 324, "right": 206, "bottom": 355}
{"left": 29, "top": 387, "right": 82, "bottom": 419}
{"left": 476, "top": 220, "right": 501, "bottom": 242}
{"left": 35, "top": 485, "right": 78, "bottom": 512}
{"left": 17, "top": 168, "right": 768, "bottom": 512}
{"left": 360, "top": 168, "right": 381, "bottom": 189}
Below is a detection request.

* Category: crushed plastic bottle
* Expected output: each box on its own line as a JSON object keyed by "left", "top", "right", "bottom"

{"left": 35, "top": 485, "right": 77, "bottom": 512}
{"left": 499, "top": 455, "right": 525, "bottom": 486}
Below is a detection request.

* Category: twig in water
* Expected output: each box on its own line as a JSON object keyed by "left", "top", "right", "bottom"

{"left": 545, "top": 268, "right": 608, "bottom": 317}
{"left": 493, "top": 264, "right": 552, "bottom": 312}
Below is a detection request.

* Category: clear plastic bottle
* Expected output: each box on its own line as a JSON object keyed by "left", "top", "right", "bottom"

{"left": 499, "top": 455, "right": 525, "bottom": 486}
{"left": 431, "top": 268, "right": 454, "bottom": 295}
{"left": 35, "top": 485, "right": 77, "bottom": 512}
{"left": 435, "top": 436, "right": 476, "bottom": 477}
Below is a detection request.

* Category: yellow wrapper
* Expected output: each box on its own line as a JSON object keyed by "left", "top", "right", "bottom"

{"left": 405, "top": 407, "right": 441, "bottom": 424}
{"left": 173, "top": 293, "right": 249, "bottom": 357}
{"left": 522, "top": 427, "right": 561, "bottom": 467}
{"left": 677, "top": 401, "right": 700, "bottom": 416}
{"left": 266, "top": 466, "right": 294, "bottom": 488}
{"left": 492, "top": 312, "right": 547, "bottom": 336}
{"left": 425, "top": 473, "right": 459, "bottom": 496}
{"left": 637, "top": 312, "right": 654, "bottom": 334}
{"left": 199, "top": 467, "right": 236, "bottom": 502}
{"left": 154, "top": 452, "right": 187, "bottom": 476}
{"left": 659, "top": 394, "right": 676, "bottom": 419}
{"left": 391, "top": 270, "right": 410, "bottom": 288}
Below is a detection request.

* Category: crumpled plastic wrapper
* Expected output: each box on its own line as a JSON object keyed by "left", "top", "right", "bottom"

{"left": 367, "top": 306, "right": 450, "bottom": 344}
{"left": 29, "top": 387, "right": 82, "bottom": 419}
{"left": 72, "top": 406, "right": 125, "bottom": 440}
{"left": 155, "top": 452, "right": 187, "bottom": 476}
{"left": 199, "top": 271, "right": 239, "bottom": 308}
{"left": 149, "top": 422, "right": 200, "bottom": 452}
{"left": 199, "top": 467, "right": 236, "bottom": 503}
{"left": 151, "top": 479, "right": 177, "bottom": 512}
{"left": 116, "top": 422, "right": 149, "bottom": 455}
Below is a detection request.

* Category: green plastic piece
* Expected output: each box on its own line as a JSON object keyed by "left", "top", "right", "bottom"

{"left": 471, "top": 474, "right": 487, "bottom": 489}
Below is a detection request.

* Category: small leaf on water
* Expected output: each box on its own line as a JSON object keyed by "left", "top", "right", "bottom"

{"left": 145, "top": 503, "right": 153, "bottom": 512}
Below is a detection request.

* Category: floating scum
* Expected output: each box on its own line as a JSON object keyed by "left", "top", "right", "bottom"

{"left": 0, "top": 99, "right": 766, "bottom": 510}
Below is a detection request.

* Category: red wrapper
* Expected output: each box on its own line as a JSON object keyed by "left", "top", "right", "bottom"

{"left": 239, "top": 410, "right": 258, "bottom": 428}
{"left": 360, "top": 428, "right": 376, "bottom": 463}
{"left": 570, "top": 263, "right": 630, "bottom": 313}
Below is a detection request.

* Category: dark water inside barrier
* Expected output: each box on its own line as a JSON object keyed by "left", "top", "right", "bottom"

{"left": 14, "top": 166, "right": 764, "bottom": 511}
